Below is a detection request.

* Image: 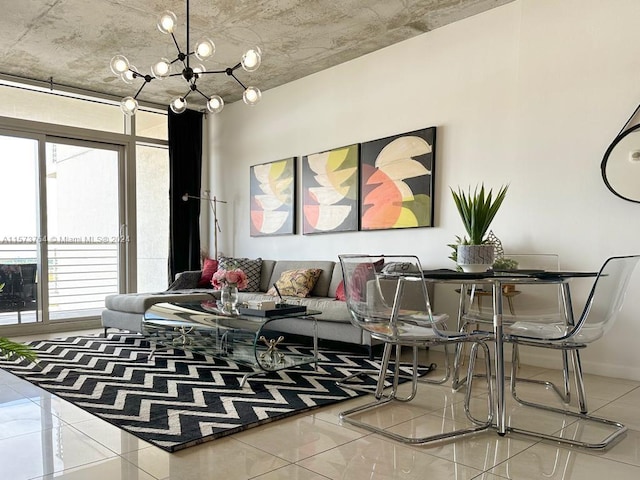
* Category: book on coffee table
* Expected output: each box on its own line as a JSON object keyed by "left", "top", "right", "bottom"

{"left": 238, "top": 304, "right": 307, "bottom": 317}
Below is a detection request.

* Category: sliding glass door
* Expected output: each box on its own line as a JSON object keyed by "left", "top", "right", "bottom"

{"left": 45, "top": 140, "right": 122, "bottom": 321}
{"left": 0, "top": 131, "right": 126, "bottom": 328}
{"left": 0, "top": 134, "right": 40, "bottom": 327}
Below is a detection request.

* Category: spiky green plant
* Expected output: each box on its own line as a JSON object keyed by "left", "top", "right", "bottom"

{"left": 451, "top": 184, "right": 509, "bottom": 245}
{"left": 0, "top": 337, "right": 37, "bottom": 362}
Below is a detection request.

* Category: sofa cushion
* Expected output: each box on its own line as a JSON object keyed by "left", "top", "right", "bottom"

{"left": 105, "top": 290, "right": 218, "bottom": 314}
{"left": 218, "top": 256, "right": 262, "bottom": 292}
{"left": 197, "top": 258, "right": 218, "bottom": 287}
{"left": 267, "top": 268, "right": 323, "bottom": 298}
{"left": 259, "top": 260, "right": 277, "bottom": 292}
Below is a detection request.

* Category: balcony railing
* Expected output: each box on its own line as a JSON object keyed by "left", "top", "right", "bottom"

{"left": 0, "top": 241, "right": 118, "bottom": 323}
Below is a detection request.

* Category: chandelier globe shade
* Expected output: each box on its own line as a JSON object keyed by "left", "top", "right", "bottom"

{"left": 121, "top": 67, "right": 138, "bottom": 84}
{"left": 206, "top": 95, "right": 224, "bottom": 114}
{"left": 170, "top": 97, "right": 187, "bottom": 114}
{"left": 121, "top": 97, "right": 139, "bottom": 116}
{"left": 195, "top": 38, "right": 215, "bottom": 60}
{"left": 151, "top": 59, "right": 172, "bottom": 78}
{"left": 110, "top": 55, "right": 130, "bottom": 76}
{"left": 243, "top": 86, "right": 262, "bottom": 106}
{"left": 157, "top": 11, "right": 177, "bottom": 34}
{"left": 241, "top": 47, "right": 262, "bottom": 72}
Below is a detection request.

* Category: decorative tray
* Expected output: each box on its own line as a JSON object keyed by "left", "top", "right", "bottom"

{"left": 238, "top": 304, "right": 307, "bottom": 317}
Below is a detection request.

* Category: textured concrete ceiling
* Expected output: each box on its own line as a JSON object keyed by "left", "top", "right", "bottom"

{"left": 0, "top": 0, "right": 513, "bottom": 111}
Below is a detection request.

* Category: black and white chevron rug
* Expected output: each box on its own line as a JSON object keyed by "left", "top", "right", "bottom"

{"left": 0, "top": 333, "right": 434, "bottom": 452}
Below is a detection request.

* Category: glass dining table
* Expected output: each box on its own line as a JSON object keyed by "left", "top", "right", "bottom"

{"left": 422, "top": 269, "right": 597, "bottom": 437}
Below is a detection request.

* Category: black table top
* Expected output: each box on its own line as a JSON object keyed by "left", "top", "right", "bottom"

{"left": 421, "top": 269, "right": 598, "bottom": 280}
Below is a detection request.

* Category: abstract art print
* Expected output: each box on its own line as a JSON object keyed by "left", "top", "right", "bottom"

{"left": 359, "top": 127, "right": 436, "bottom": 231}
{"left": 250, "top": 158, "right": 296, "bottom": 236}
{"left": 302, "top": 144, "right": 359, "bottom": 234}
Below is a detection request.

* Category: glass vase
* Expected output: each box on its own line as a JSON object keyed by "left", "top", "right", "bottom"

{"left": 220, "top": 283, "right": 239, "bottom": 314}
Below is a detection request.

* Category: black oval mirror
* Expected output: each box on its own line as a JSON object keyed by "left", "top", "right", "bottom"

{"left": 601, "top": 123, "right": 640, "bottom": 203}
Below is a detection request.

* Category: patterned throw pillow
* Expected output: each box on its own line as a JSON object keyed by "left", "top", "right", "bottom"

{"left": 267, "top": 269, "right": 323, "bottom": 298}
{"left": 217, "top": 256, "right": 262, "bottom": 291}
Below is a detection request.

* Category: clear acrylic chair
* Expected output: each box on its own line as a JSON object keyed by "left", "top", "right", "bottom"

{"left": 478, "top": 255, "right": 640, "bottom": 448}
{"left": 454, "top": 253, "right": 577, "bottom": 406}
{"left": 337, "top": 254, "right": 495, "bottom": 444}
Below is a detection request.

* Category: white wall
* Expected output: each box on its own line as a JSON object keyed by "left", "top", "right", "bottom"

{"left": 207, "top": 0, "right": 640, "bottom": 380}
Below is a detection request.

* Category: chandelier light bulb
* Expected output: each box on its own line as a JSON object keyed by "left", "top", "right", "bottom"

{"left": 157, "top": 10, "right": 177, "bottom": 34}
{"left": 121, "top": 66, "right": 137, "bottom": 84}
{"left": 120, "top": 96, "right": 138, "bottom": 116}
{"left": 151, "top": 59, "right": 172, "bottom": 78}
{"left": 241, "top": 47, "right": 262, "bottom": 72}
{"left": 192, "top": 64, "right": 206, "bottom": 76}
{"left": 110, "top": 55, "right": 130, "bottom": 76}
{"left": 206, "top": 95, "right": 224, "bottom": 113}
{"left": 170, "top": 96, "right": 187, "bottom": 114}
{"left": 195, "top": 38, "right": 215, "bottom": 60}
{"left": 243, "top": 86, "right": 262, "bottom": 106}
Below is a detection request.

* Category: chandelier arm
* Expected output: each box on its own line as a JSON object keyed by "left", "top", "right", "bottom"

{"left": 185, "top": 0, "right": 190, "bottom": 68}
{"left": 197, "top": 69, "right": 227, "bottom": 75}
{"left": 170, "top": 32, "right": 183, "bottom": 57}
{"left": 229, "top": 72, "right": 247, "bottom": 90}
{"left": 193, "top": 87, "right": 210, "bottom": 100}
{"left": 132, "top": 81, "right": 149, "bottom": 99}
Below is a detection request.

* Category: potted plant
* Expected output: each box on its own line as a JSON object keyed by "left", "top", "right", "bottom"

{"left": 0, "top": 337, "right": 37, "bottom": 362}
{"left": 0, "top": 281, "right": 36, "bottom": 361}
{"left": 451, "top": 183, "right": 509, "bottom": 272}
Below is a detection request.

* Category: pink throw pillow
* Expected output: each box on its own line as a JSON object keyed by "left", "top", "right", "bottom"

{"left": 197, "top": 258, "right": 218, "bottom": 287}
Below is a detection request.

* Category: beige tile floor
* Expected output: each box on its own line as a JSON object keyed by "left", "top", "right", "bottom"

{"left": 1, "top": 331, "right": 640, "bottom": 479}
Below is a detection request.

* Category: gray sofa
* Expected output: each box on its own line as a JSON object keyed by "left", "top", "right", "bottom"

{"left": 102, "top": 259, "right": 380, "bottom": 351}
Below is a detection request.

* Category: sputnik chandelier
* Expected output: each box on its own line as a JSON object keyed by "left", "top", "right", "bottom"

{"left": 109, "top": 0, "right": 262, "bottom": 116}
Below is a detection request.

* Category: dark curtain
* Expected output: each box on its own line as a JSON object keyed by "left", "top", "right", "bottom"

{"left": 168, "top": 108, "right": 203, "bottom": 283}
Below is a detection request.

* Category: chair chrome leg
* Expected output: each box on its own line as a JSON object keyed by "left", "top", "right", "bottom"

{"left": 571, "top": 350, "right": 588, "bottom": 414}
{"left": 418, "top": 343, "right": 450, "bottom": 385}
{"left": 508, "top": 346, "right": 624, "bottom": 449}
{"left": 465, "top": 342, "right": 494, "bottom": 426}
{"left": 562, "top": 350, "right": 571, "bottom": 401}
{"left": 510, "top": 344, "right": 571, "bottom": 404}
{"left": 451, "top": 341, "right": 467, "bottom": 390}
{"left": 336, "top": 342, "right": 422, "bottom": 400}
{"left": 335, "top": 342, "right": 394, "bottom": 396}
{"left": 506, "top": 417, "right": 627, "bottom": 449}
{"left": 338, "top": 340, "right": 495, "bottom": 445}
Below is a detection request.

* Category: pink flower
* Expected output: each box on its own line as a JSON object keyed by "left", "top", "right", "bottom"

{"left": 211, "top": 268, "right": 249, "bottom": 290}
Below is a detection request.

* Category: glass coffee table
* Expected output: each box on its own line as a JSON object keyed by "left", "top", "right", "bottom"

{"left": 143, "top": 301, "right": 320, "bottom": 387}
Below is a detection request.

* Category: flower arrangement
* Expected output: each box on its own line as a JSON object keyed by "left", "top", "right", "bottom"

{"left": 211, "top": 268, "right": 249, "bottom": 290}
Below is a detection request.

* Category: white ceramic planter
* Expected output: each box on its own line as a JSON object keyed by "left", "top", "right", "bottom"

{"left": 457, "top": 244, "right": 495, "bottom": 272}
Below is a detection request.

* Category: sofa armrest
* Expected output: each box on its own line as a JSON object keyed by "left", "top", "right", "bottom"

{"left": 167, "top": 270, "right": 202, "bottom": 290}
